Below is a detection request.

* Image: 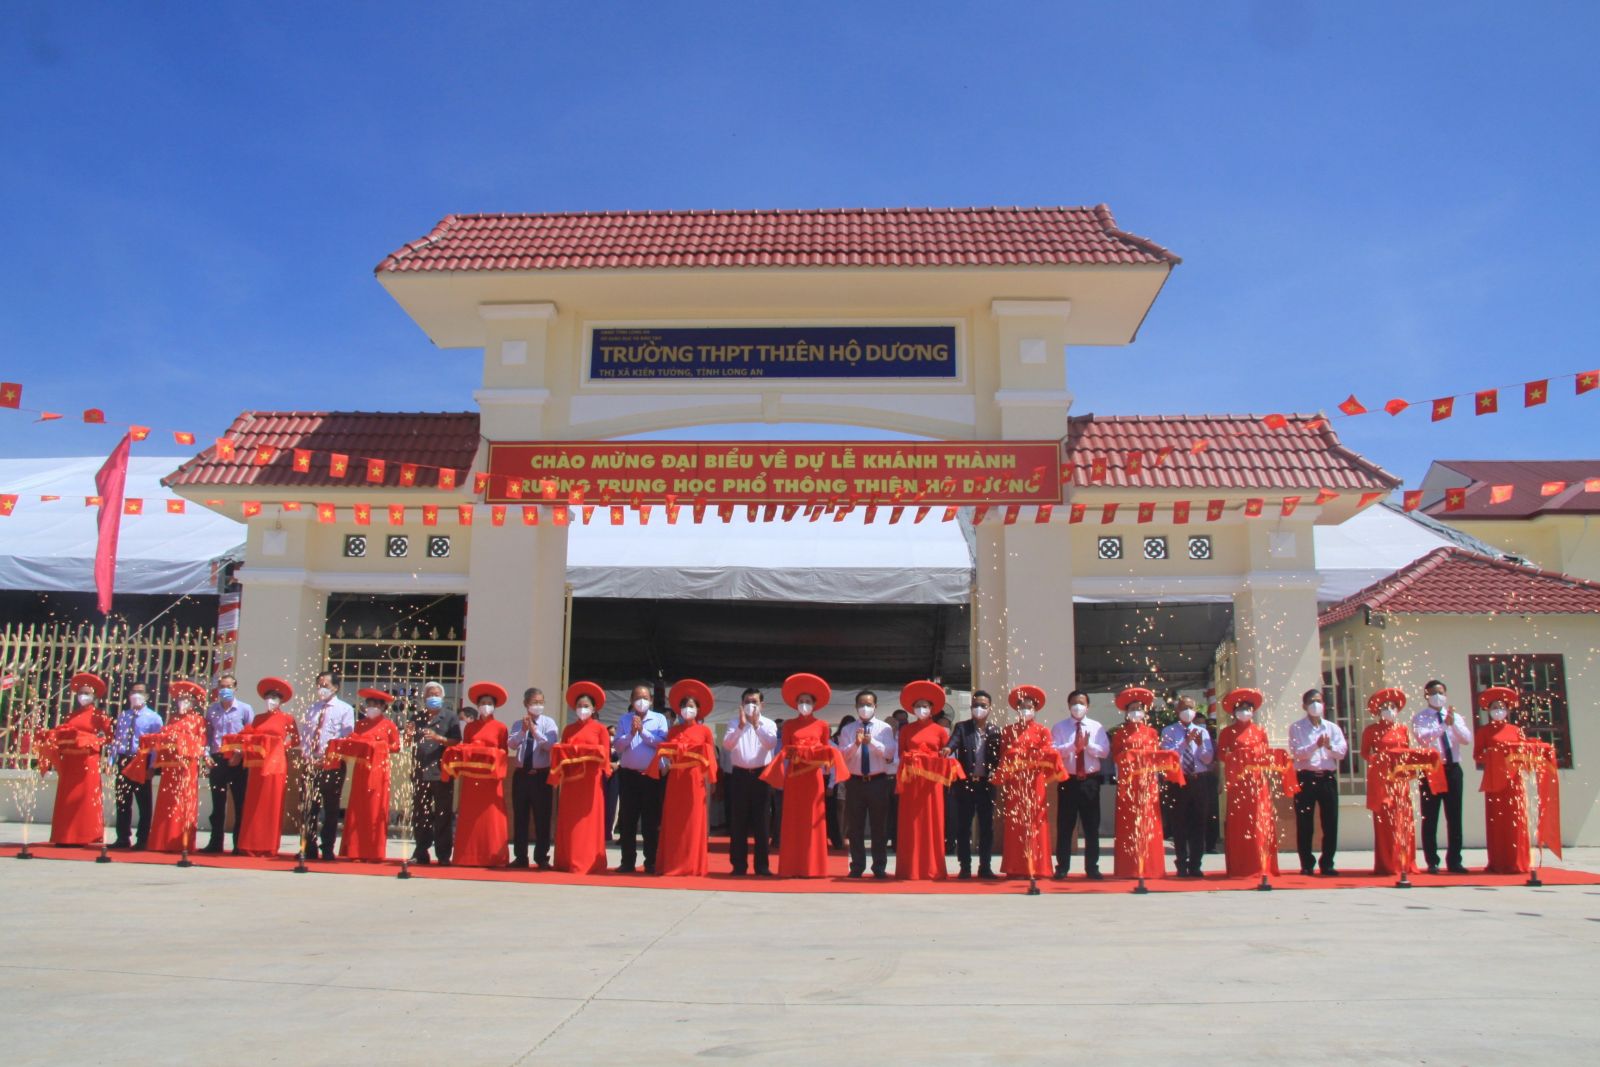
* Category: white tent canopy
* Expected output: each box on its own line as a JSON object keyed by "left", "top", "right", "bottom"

{"left": 0, "top": 457, "right": 243, "bottom": 596}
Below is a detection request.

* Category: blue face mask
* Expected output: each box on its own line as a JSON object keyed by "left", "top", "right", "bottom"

{"left": 217, "top": 688, "right": 235, "bottom": 702}
{"left": 424, "top": 696, "right": 443, "bottom": 711}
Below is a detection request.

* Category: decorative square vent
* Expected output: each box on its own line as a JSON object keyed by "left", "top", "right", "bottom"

{"left": 1097, "top": 536, "right": 1123, "bottom": 561}
{"left": 1142, "top": 536, "right": 1168, "bottom": 561}
{"left": 1187, "top": 535, "right": 1213, "bottom": 561}
{"left": 426, "top": 536, "right": 451, "bottom": 559}
{"left": 386, "top": 535, "right": 409, "bottom": 559}
{"left": 343, "top": 534, "right": 367, "bottom": 559}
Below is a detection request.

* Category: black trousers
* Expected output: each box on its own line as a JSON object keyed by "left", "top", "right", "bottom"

{"left": 845, "top": 774, "right": 893, "bottom": 874}
{"left": 1420, "top": 760, "right": 1465, "bottom": 869}
{"left": 825, "top": 786, "right": 844, "bottom": 850}
{"left": 1294, "top": 770, "right": 1339, "bottom": 871}
{"left": 205, "top": 760, "right": 248, "bottom": 849}
{"left": 412, "top": 778, "right": 454, "bottom": 862}
{"left": 512, "top": 768, "right": 553, "bottom": 866}
{"left": 726, "top": 766, "right": 773, "bottom": 874}
{"left": 1056, "top": 776, "right": 1102, "bottom": 873}
{"left": 113, "top": 756, "right": 153, "bottom": 847}
{"left": 951, "top": 779, "right": 995, "bottom": 873}
{"left": 305, "top": 765, "right": 346, "bottom": 858}
{"left": 615, "top": 767, "right": 664, "bottom": 870}
{"left": 1171, "top": 773, "right": 1213, "bottom": 875}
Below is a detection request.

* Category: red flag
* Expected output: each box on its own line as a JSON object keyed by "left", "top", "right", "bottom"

{"left": 1489, "top": 484, "right": 1513, "bottom": 505}
{"left": 215, "top": 438, "right": 237, "bottom": 461}
{"left": 39, "top": 494, "right": 59, "bottom": 502}
{"left": 0, "top": 382, "right": 21, "bottom": 408}
{"left": 666, "top": 504, "right": 680, "bottom": 524}
{"left": 888, "top": 506, "right": 904, "bottom": 524}
{"left": 1280, "top": 495, "right": 1301, "bottom": 517}
{"left": 1125, "top": 451, "right": 1143, "bottom": 475}
{"left": 610, "top": 505, "right": 625, "bottom": 525}
{"left": 553, "top": 505, "right": 570, "bottom": 526}
{"left": 1002, "top": 505, "right": 1020, "bottom": 525}
{"left": 1206, "top": 500, "right": 1224, "bottom": 522}
{"left": 0, "top": 494, "right": 16, "bottom": 517}
{"left": 316, "top": 503, "right": 337, "bottom": 524}
{"left": 93, "top": 434, "right": 132, "bottom": 614}
{"left": 280, "top": 501, "right": 301, "bottom": 512}
{"left": 719, "top": 503, "right": 734, "bottom": 523}
{"left": 1243, "top": 498, "right": 1264, "bottom": 517}
{"left": 1524, "top": 380, "right": 1549, "bottom": 407}
{"left": 1173, "top": 500, "right": 1190, "bottom": 525}
{"left": 388, "top": 504, "right": 406, "bottom": 526}
{"left": 1059, "top": 462, "right": 1075, "bottom": 485}
{"left": 523, "top": 506, "right": 539, "bottom": 526}
{"left": 252, "top": 445, "right": 276, "bottom": 466}
{"left": 1431, "top": 397, "right": 1455, "bottom": 422}
{"left": 1034, "top": 505, "right": 1053, "bottom": 523}
{"left": 353, "top": 503, "right": 371, "bottom": 525}
{"left": 1577, "top": 370, "right": 1599, "bottom": 395}
{"left": 130, "top": 426, "right": 150, "bottom": 442}
{"left": 1540, "top": 481, "right": 1567, "bottom": 497}
{"left": 458, "top": 504, "right": 474, "bottom": 526}
{"left": 1090, "top": 457, "right": 1107, "bottom": 482}
{"left": 693, "top": 498, "right": 708, "bottom": 524}
{"left": 1069, "top": 503, "right": 1086, "bottom": 524}
{"left": 241, "top": 501, "right": 261, "bottom": 518}
{"left": 1101, "top": 503, "right": 1118, "bottom": 525}
{"left": 400, "top": 463, "right": 418, "bottom": 487}
{"left": 504, "top": 478, "right": 523, "bottom": 500}
{"left": 971, "top": 505, "right": 990, "bottom": 525}
{"left": 1154, "top": 446, "right": 1173, "bottom": 467}
{"left": 942, "top": 506, "right": 959, "bottom": 522}
{"left": 366, "top": 458, "right": 386, "bottom": 484}
{"left": 438, "top": 468, "right": 458, "bottom": 490}
{"left": 173, "top": 430, "right": 195, "bottom": 446}
{"left": 491, "top": 505, "right": 507, "bottom": 526}
{"left": 1403, "top": 490, "right": 1423, "bottom": 511}
{"left": 122, "top": 498, "right": 143, "bottom": 515}
{"left": 329, "top": 453, "right": 349, "bottom": 478}
{"left": 1262, "top": 413, "right": 1288, "bottom": 431}
{"left": 84, "top": 495, "right": 102, "bottom": 506}
{"left": 1444, "top": 487, "right": 1466, "bottom": 511}
{"left": 1314, "top": 488, "right": 1339, "bottom": 505}
{"left": 1338, "top": 395, "right": 1367, "bottom": 416}
{"left": 1383, "top": 398, "right": 1409, "bottom": 416}
{"left": 747, "top": 504, "right": 760, "bottom": 523}
{"left": 1475, "top": 389, "right": 1499, "bottom": 415}
{"left": 1586, "top": 479, "right": 1600, "bottom": 492}
{"left": 423, "top": 504, "right": 439, "bottom": 526}
{"left": 39, "top": 412, "right": 63, "bottom": 421}
{"left": 1301, "top": 417, "right": 1327, "bottom": 433}
{"left": 475, "top": 473, "right": 492, "bottom": 494}
{"left": 580, "top": 505, "right": 595, "bottom": 525}
{"left": 293, "top": 449, "right": 312, "bottom": 472}
{"left": 165, "top": 499, "right": 185, "bottom": 514}
{"left": 1137, "top": 502, "right": 1154, "bottom": 524}
{"left": 783, "top": 504, "right": 801, "bottom": 522}
{"left": 1189, "top": 439, "right": 1210, "bottom": 456}
{"left": 83, "top": 408, "right": 106, "bottom": 424}
{"left": 1358, "top": 492, "right": 1384, "bottom": 508}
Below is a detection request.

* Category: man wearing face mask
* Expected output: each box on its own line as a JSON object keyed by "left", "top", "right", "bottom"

{"left": 837, "top": 689, "right": 898, "bottom": 878}
{"left": 202, "top": 673, "right": 253, "bottom": 853}
{"left": 1159, "top": 695, "right": 1215, "bottom": 877}
{"left": 407, "top": 681, "right": 460, "bottom": 866}
{"left": 721, "top": 687, "right": 779, "bottom": 876}
{"left": 947, "top": 690, "right": 1003, "bottom": 878}
{"left": 299, "top": 671, "right": 355, "bottom": 862}
{"left": 110, "top": 682, "right": 163, "bottom": 850}
{"left": 1050, "top": 689, "right": 1110, "bottom": 880}
{"left": 613, "top": 682, "right": 669, "bottom": 874}
{"left": 1288, "top": 688, "right": 1349, "bottom": 876}
{"left": 508, "top": 687, "right": 560, "bottom": 869}
{"left": 1412, "top": 679, "right": 1473, "bottom": 874}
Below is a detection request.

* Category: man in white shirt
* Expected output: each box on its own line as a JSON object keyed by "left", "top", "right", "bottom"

{"left": 1287, "top": 688, "right": 1350, "bottom": 876}
{"left": 1158, "top": 695, "right": 1214, "bottom": 878}
{"left": 722, "top": 686, "right": 780, "bottom": 876}
{"left": 299, "top": 670, "right": 355, "bottom": 861}
{"left": 508, "top": 687, "right": 560, "bottom": 869}
{"left": 1050, "top": 689, "right": 1110, "bottom": 880}
{"left": 1412, "top": 679, "right": 1474, "bottom": 874}
{"left": 837, "top": 690, "right": 898, "bottom": 878}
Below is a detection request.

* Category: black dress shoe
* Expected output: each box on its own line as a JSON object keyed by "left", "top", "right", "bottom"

{"left": 1427, "top": 863, "right": 1440, "bottom": 875}
{"left": 729, "top": 868, "right": 747, "bottom": 877}
{"left": 410, "top": 854, "right": 431, "bottom": 865}
{"left": 872, "top": 871, "right": 888, "bottom": 879}
{"left": 1447, "top": 865, "right": 1471, "bottom": 875}
{"left": 615, "top": 864, "right": 637, "bottom": 874}
{"left": 111, "top": 840, "right": 132, "bottom": 850}
{"left": 1052, "top": 869, "right": 1069, "bottom": 881}
{"left": 1300, "top": 866, "right": 1316, "bottom": 877}
{"left": 506, "top": 857, "right": 529, "bottom": 869}
{"left": 1085, "top": 870, "right": 1103, "bottom": 880}
{"left": 754, "top": 869, "right": 773, "bottom": 878}
{"left": 1321, "top": 868, "right": 1339, "bottom": 878}
{"left": 957, "top": 869, "right": 971, "bottom": 880}
{"left": 848, "top": 870, "right": 864, "bottom": 879}
{"left": 642, "top": 864, "right": 656, "bottom": 876}
{"left": 979, "top": 869, "right": 998, "bottom": 880}
{"left": 201, "top": 842, "right": 224, "bottom": 854}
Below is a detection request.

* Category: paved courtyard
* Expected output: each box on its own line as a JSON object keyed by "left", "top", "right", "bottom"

{"left": 3, "top": 835, "right": 1597, "bottom": 1065}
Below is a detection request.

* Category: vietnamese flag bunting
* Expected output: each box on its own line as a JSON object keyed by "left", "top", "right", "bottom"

{"left": 1475, "top": 389, "right": 1499, "bottom": 415}
{"left": 130, "top": 426, "right": 150, "bottom": 442}
{"left": 1206, "top": 500, "right": 1225, "bottom": 522}
{"left": 666, "top": 503, "right": 680, "bottom": 524}
{"left": 1262, "top": 414, "right": 1288, "bottom": 431}
{"left": 0, "top": 494, "right": 16, "bottom": 516}
{"left": 0, "top": 382, "right": 21, "bottom": 408}
{"left": 581, "top": 505, "right": 595, "bottom": 525}
{"left": 1577, "top": 370, "right": 1599, "bottom": 395}
{"left": 166, "top": 499, "right": 185, "bottom": 514}
{"left": 1002, "top": 505, "right": 1020, "bottom": 525}
{"left": 1431, "top": 397, "right": 1455, "bottom": 422}
{"left": 124, "top": 498, "right": 143, "bottom": 515}
{"left": 241, "top": 501, "right": 261, "bottom": 518}
{"left": 1090, "top": 457, "right": 1107, "bottom": 482}
{"left": 1069, "top": 503, "right": 1086, "bottom": 524}
{"left": 85, "top": 496, "right": 102, "bottom": 506}
{"left": 253, "top": 445, "right": 276, "bottom": 466}
{"left": 293, "top": 449, "right": 312, "bottom": 472}
{"left": 354, "top": 503, "right": 371, "bottom": 525}
{"left": 1172, "top": 500, "right": 1190, "bottom": 525}
{"left": 1489, "top": 484, "right": 1514, "bottom": 505}
{"left": 438, "top": 468, "right": 458, "bottom": 490}
{"left": 491, "top": 506, "right": 507, "bottom": 526}
{"left": 1524, "top": 380, "right": 1549, "bottom": 407}
{"left": 458, "top": 504, "right": 474, "bottom": 526}
{"left": 1190, "top": 439, "right": 1210, "bottom": 456}
{"left": 388, "top": 504, "right": 405, "bottom": 526}
{"left": 1243, "top": 498, "right": 1264, "bottom": 517}
{"left": 1059, "top": 462, "right": 1075, "bottom": 485}
{"left": 942, "top": 506, "right": 958, "bottom": 522}
{"left": 638, "top": 504, "right": 653, "bottom": 524}
{"left": 1125, "top": 451, "right": 1143, "bottom": 475}
{"left": 784, "top": 504, "right": 801, "bottom": 522}
{"left": 1444, "top": 487, "right": 1466, "bottom": 512}
{"left": 1540, "top": 481, "right": 1567, "bottom": 497}
{"left": 610, "top": 505, "right": 625, "bottom": 525}
{"left": 215, "top": 438, "right": 237, "bottom": 461}
{"left": 888, "top": 506, "right": 904, "bottom": 524}
{"left": 1137, "top": 502, "right": 1154, "bottom": 524}
{"left": 173, "top": 430, "right": 195, "bottom": 446}
{"left": 38, "top": 412, "right": 62, "bottom": 421}
{"left": 1403, "top": 490, "right": 1423, "bottom": 511}
{"left": 83, "top": 409, "right": 106, "bottom": 424}
{"left": 1101, "top": 503, "right": 1118, "bottom": 525}
{"left": 523, "top": 506, "right": 539, "bottom": 526}
{"left": 422, "top": 504, "right": 438, "bottom": 526}
{"left": 1034, "top": 504, "right": 1053, "bottom": 523}
{"left": 475, "top": 473, "right": 491, "bottom": 494}
{"left": 505, "top": 478, "right": 523, "bottom": 500}
{"left": 693, "top": 498, "right": 708, "bottom": 523}
{"left": 719, "top": 504, "right": 734, "bottom": 523}
{"left": 317, "top": 503, "right": 337, "bottom": 524}
{"left": 1338, "top": 395, "right": 1367, "bottom": 416}
{"left": 399, "top": 463, "right": 418, "bottom": 487}
{"left": 1384, "top": 398, "right": 1409, "bottom": 416}
{"left": 1154, "top": 446, "right": 1173, "bottom": 467}
{"left": 1280, "top": 495, "right": 1301, "bottom": 517}
{"left": 971, "top": 505, "right": 990, "bottom": 525}
{"left": 366, "top": 458, "right": 386, "bottom": 484}
{"left": 281, "top": 501, "right": 302, "bottom": 512}
{"left": 1585, "top": 478, "right": 1600, "bottom": 492}
{"left": 553, "top": 505, "right": 570, "bottom": 526}
{"left": 1358, "top": 492, "right": 1385, "bottom": 508}
{"left": 1314, "top": 488, "right": 1339, "bottom": 505}
{"left": 329, "top": 453, "right": 349, "bottom": 478}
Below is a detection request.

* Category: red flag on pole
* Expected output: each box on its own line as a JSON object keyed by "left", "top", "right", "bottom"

{"left": 93, "top": 433, "right": 132, "bottom": 614}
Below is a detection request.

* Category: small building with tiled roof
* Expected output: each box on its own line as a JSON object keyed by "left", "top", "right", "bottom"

{"left": 1316, "top": 547, "right": 1600, "bottom": 847}
{"left": 1419, "top": 459, "right": 1600, "bottom": 582}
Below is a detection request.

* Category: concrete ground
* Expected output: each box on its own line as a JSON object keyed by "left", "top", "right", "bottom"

{"left": 2, "top": 828, "right": 1597, "bottom": 1066}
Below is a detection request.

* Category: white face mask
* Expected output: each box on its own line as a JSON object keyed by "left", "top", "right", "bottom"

{"left": 316, "top": 687, "right": 333, "bottom": 701}
{"left": 1021, "top": 707, "right": 1036, "bottom": 721}
{"left": 177, "top": 699, "right": 193, "bottom": 713}
{"left": 1177, "top": 708, "right": 1195, "bottom": 724}
{"left": 744, "top": 702, "right": 759, "bottom": 716}
{"left": 77, "top": 692, "right": 94, "bottom": 706}
{"left": 1428, "top": 693, "right": 1448, "bottom": 709}
{"left": 915, "top": 705, "right": 932, "bottom": 720}
{"left": 528, "top": 704, "right": 545, "bottom": 716}
{"left": 129, "top": 693, "right": 146, "bottom": 709}
{"left": 1307, "top": 701, "right": 1324, "bottom": 718}
{"left": 681, "top": 706, "right": 698, "bottom": 721}
{"left": 1380, "top": 707, "right": 1398, "bottom": 723}
{"left": 972, "top": 705, "right": 989, "bottom": 720}
{"left": 265, "top": 696, "right": 281, "bottom": 711}
{"left": 478, "top": 703, "right": 496, "bottom": 718}
{"left": 1235, "top": 709, "right": 1254, "bottom": 724}
{"left": 1489, "top": 706, "right": 1509, "bottom": 722}
{"left": 576, "top": 705, "right": 594, "bottom": 720}
{"left": 365, "top": 705, "right": 384, "bottom": 718}
{"left": 857, "top": 705, "right": 875, "bottom": 721}
{"left": 1127, "top": 709, "right": 1147, "bottom": 724}
{"left": 633, "top": 698, "right": 650, "bottom": 713}
{"left": 1069, "top": 703, "right": 1086, "bottom": 720}
{"left": 797, "top": 701, "right": 813, "bottom": 716}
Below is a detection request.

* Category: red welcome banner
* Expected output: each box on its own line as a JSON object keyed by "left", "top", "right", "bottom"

{"left": 485, "top": 441, "right": 1064, "bottom": 505}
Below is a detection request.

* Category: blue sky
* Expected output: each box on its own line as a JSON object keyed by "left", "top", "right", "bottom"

{"left": 2, "top": 1, "right": 1596, "bottom": 488}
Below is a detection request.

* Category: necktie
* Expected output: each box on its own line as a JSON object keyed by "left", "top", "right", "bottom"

{"left": 974, "top": 729, "right": 986, "bottom": 779}
{"left": 1440, "top": 714, "right": 1453, "bottom": 763}
{"left": 1074, "top": 726, "right": 1087, "bottom": 777}
{"left": 522, "top": 727, "right": 536, "bottom": 768}
{"left": 861, "top": 726, "right": 872, "bottom": 776}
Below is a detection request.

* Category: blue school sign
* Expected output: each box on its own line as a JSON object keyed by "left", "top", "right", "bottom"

{"left": 587, "top": 324, "right": 958, "bottom": 382}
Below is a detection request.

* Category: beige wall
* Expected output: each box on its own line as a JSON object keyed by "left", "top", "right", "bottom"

{"left": 1444, "top": 514, "right": 1600, "bottom": 582}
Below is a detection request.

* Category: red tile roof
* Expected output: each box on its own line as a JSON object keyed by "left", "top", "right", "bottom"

{"left": 375, "top": 206, "right": 1180, "bottom": 274}
{"left": 162, "top": 412, "right": 482, "bottom": 488}
{"left": 1318, "top": 547, "right": 1600, "bottom": 627}
{"left": 1422, "top": 459, "right": 1600, "bottom": 518}
{"left": 1065, "top": 414, "right": 1400, "bottom": 491}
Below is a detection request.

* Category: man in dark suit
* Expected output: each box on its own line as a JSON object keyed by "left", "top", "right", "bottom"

{"left": 946, "top": 690, "right": 1003, "bottom": 879}
{"left": 407, "top": 680, "right": 461, "bottom": 865}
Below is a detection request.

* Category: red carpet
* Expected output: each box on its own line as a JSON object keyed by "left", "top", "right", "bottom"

{"left": 4, "top": 841, "right": 1595, "bottom": 894}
